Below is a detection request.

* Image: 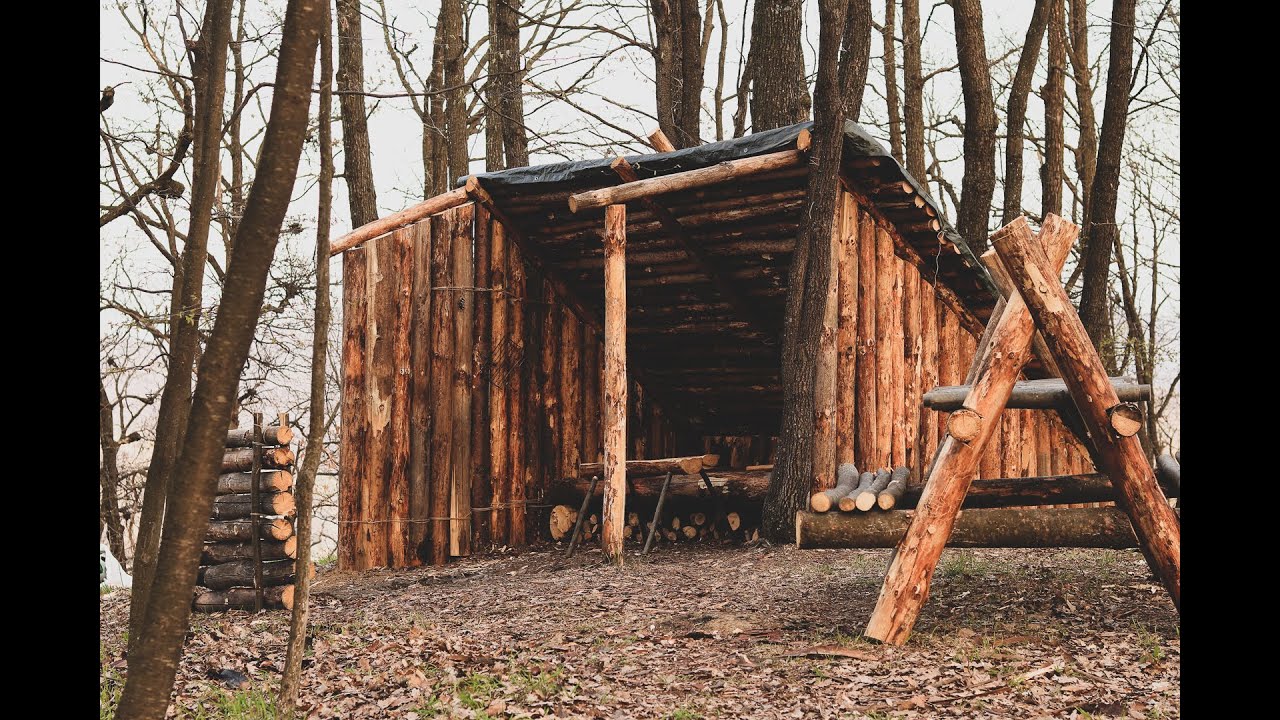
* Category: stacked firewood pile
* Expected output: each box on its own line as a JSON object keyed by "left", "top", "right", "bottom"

{"left": 549, "top": 505, "right": 760, "bottom": 545}
{"left": 192, "top": 418, "right": 307, "bottom": 612}
{"left": 809, "top": 464, "right": 913, "bottom": 513}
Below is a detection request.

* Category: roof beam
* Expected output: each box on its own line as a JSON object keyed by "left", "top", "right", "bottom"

{"left": 329, "top": 187, "right": 468, "bottom": 256}
{"left": 611, "top": 157, "right": 779, "bottom": 339}
{"left": 568, "top": 141, "right": 809, "bottom": 213}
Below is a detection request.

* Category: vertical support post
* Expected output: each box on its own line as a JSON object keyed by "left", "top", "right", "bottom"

{"left": 250, "top": 411, "right": 264, "bottom": 612}
{"left": 601, "top": 204, "right": 628, "bottom": 564}
{"left": 699, "top": 469, "right": 728, "bottom": 534}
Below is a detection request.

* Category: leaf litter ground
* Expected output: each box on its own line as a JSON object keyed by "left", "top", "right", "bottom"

{"left": 100, "top": 545, "right": 1178, "bottom": 719}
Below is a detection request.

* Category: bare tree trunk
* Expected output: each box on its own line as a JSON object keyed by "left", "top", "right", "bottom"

{"left": 1066, "top": 0, "right": 1097, "bottom": 225}
{"left": 114, "top": 1, "right": 321, "bottom": 716}
{"left": 745, "top": 0, "right": 809, "bottom": 131}
{"left": 442, "top": 0, "right": 468, "bottom": 183}
{"left": 99, "top": 379, "right": 127, "bottom": 564}
{"left": 490, "top": 0, "right": 528, "bottom": 168}
{"left": 882, "top": 0, "right": 903, "bottom": 162}
{"left": 278, "top": 0, "right": 333, "bottom": 714}
{"left": 498, "top": 2, "right": 529, "bottom": 166}
{"left": 901, "top": 0, "right": 926, "bottom": 180}
{"left": 763, "top": 0, "right": 871, "bottom": 541}
{"left": 428, "top": 14, "right": 449, "bottom": 195}
{"left": 1001, "top": 0, "right": 1047, "bottom": 224}
{"left": 841, "top": 0, "right": 874, "bottom": 121}
{"left": 336, "top": 0, "right": 379, "bottom": 226}
{"left": 950, "top": 0, "right": 998, "bottom": 253}
{"left": 651, "top": 0, "right": 706, "bottom": 146}
{"left": 1041, "top": 0, "right": 1066, "bottom": 217}
{"left": 484, "top": 0, "right": 504, "bottom": 173}
{"left": 1078, "top": 0, "right": 1137, "bottom": 371}
{"left": 128, "top": 0, "right": 233, "bottom": 656}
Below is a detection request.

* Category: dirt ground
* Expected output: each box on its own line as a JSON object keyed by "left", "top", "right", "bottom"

{"left": 100, "top": 544, "right": 1179, "bottom": 719}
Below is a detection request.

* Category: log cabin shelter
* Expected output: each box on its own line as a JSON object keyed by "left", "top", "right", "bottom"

{"left": 335, "top": 120, "right": 1097, "bottom": 570}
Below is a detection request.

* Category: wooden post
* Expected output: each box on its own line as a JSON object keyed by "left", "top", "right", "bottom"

{"left": 601, "top": 204, "right": 628, "bottom": 564}
{"left": 874, "top": 223, "right": 895, "bottom": 468}
{"left": 643, "top": 472, "right": 674, "bottom": 555}
{"left": 250, "top": 411, "right": 263, "bottom": 611}
{"left": 854, "top": 208, "right": 878, "bottom": 468}
{"left": 470, "top": 210, "right": 494, "bottom": 552}
{"left": 450, "top": 207, "right": 476, "bottom": 558}
{"left": 362, "top": 234, "right": 394, "bottom": 568}
{"left": 487, "top": 218, "right": 509, "bottom": 548}
{"left": 993, "top": 226, "right": 1180, "bottom": 609}
{"left": 388, "top": 227, "right": 414, "bottom": 566}
{"left": 338, "top": 250, "right": 366, "bottom": 570}
{"left": 864, "top": 215, "right": 1079, "bottom": 645}
{"left": 812, "top": 194, "right": 840, "bottom": 491}
{"left": 835, "top": 193, "right": 858, "bottom": 465}
{"left": 427, "top": 212, "right": 456, "bottom": 566}
{"left": 919, "top": 274, "right": 940, "bottom": 480}
{"left": 902, "top": 263, "right": 922, "bottom": 475}
{"left": 508, "top": 244, "right": 528, "bottom": 547}
{"left": 409, "top": 220, "right": 433, "bottom": 564}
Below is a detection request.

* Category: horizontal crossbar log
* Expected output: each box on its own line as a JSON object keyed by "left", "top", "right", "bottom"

{"left": 576, "top": 454, "right": 720, "bottom": 479}
{"left": 923, "top": 377, "right": 1151, "bottom": 411}
{"left": 329, "top": 187, "right": 469, "bottom": 255}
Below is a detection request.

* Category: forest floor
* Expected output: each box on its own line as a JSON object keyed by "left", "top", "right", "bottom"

{"left": 100, "top": 544, "right": 1179, "bottom": 719}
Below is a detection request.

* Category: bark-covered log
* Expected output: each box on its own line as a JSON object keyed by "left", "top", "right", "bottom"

{"left": 206, "top": 518, "right": 294, "bottom": 542}
{"left": 221, "top": 446, "right": 295, "bottom": 472}
{"left": 810, "top": 463, "right": 859, "bottom": 512}
{"left": 578, "top": 453, "right": 719, "bottom": 479}
{"left": 215, "top": 470, "right": 293, "bottom": 494}
{"left": 896, "top": 471, "right": 1178, "bottom": 509}
{"left": 197, "top": 559, "right": 306, "bottom": 590}
{"left": 192, "top": 585, "right": 294, "bottom": 612}
{"left": 855, "top": 468, "right": 895, "bottom": 511}
{"left": 568, "top": 148, "right": 805, "bottom": 212}
{"left": 210, "top": 491, "right": 296, "bottom": 520}
{"left": 923, "top": 377, "right": 1151, "bottom": 411}
{"left": 601, "top": 204, "right": 627, "bottom": 564}
{"left": 328, "top": 187, "right": 469, "bottom": 256}
{"left": 224, "top": 424, "right": 294, "bottom": 447}
{"left": 838, "top": 471, "right": 877, "bottom": 512}
{"left": 201, "top": 537, "right": 297, "bottom": 564}
{"left": 797, "top": 507, "right": 1140, "bottom": 549}
{"left": 876, "top": 466, "right": 912, "bottom": 510}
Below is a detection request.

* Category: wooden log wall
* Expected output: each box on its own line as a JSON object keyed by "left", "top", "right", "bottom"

{"left": 801, "top": 188, "right": 1094, "bottom": 492}
{"left": 339, "top": 204, "right": 674, "bottom": 569}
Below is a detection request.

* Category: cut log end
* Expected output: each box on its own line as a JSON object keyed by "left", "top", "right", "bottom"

{"left": 1108, "top": 402, "right": 1144, "bottom": 437}
{"left": 854, "top": 491, "right": 877, "bottom": 512}
{"left": 811, "top": 492, "right": 834, "bottom": 513}
{"left": 947, "top": 408, "right": 983, "bottom": 443}
{"left": 549, "top": 505, "right": 577, "bottom": 541}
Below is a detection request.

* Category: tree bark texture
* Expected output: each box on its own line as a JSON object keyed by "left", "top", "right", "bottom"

{"left": 1001, "top": 0, "right": 1048, "bottom": 224}
{"left": 797, "top": 507, "right": 1141, "bottom": 549}
{"left": 950, "top": 0, "right": 998, "bottom": 252}
{"left": 744, "top": 0, "right": 809, "bottom": 131}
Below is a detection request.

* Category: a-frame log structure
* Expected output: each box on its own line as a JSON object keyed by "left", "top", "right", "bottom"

{"left": 862, "top": 215, "right": 1179, "bottom": 646}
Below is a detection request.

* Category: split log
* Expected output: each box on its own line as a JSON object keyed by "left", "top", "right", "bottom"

{"left": 797, "top": 507, "right": 1140, "bottom": 549}
{"left": 210, "top": 491, "right": 296, "bottom": 520}
{"left": 201, "top": 537, "right": 297, "bottom": 565}
{"left": 568, "top": 148, "right": 806, "bottom": 212}
{"left": 221, "top": 446, "right": 294, "bottom": 472}
{"left": 923, "top": 377, "right": 1150, "bottom": 411}
{"left": 216, "top": 470, "right": 292, "bottom": 494}
{"left": 549, "top": 505, "right": 577, "bottom": 541}
{"left": 855, "top": 469, "right": 895, "bottom": 511}
{"left": 994, "top": 219, "right": 1180, "bottom": 609}
{"left": 578, "top": 454, "right": 720, "bottom": 479}
{"left": 865, "top": 214, "right": 1079, "bottom": 646}
{"left": 726, "top": 512, "right": 741, "bottom": 531}
{"left": 810, "top": 463, "right": 860, "bottom": 512}
{"left": 206, "top": 518, "right": 294, "bottom": 542}
{"left": 876, "top": 467, "right": 912, "bottom": 510}
{"left": 193, "top": 585, "right": 294, "bottom": 612}
{"left": 197, "top": 559, "right": 308, "bottom": 591}
{"left": 329, "top": 187, "right": 469, "bottom": 256}
{"left": 1108, "top": 402, "right": 1144, "bottom": 437}
{"left": 1155, "top": 454, "right": 1180, "bottom": 496}
{"left": 225, "top": 424, "right": 294, "bottom": 447}
{"left": 839, "top": 472, "right": 877, "bottom": 512}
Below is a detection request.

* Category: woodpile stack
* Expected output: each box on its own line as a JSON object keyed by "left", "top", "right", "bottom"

{"left": 809, "top": 463, "right": 918, "bottom": 514}
{"left": 193, "top": 415, "right": 302, "bottom": 613}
